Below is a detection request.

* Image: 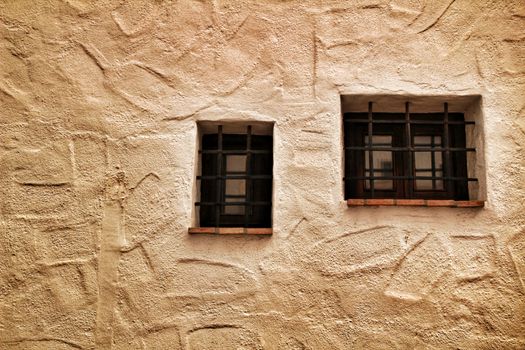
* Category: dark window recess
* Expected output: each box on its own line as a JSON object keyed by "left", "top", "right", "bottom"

{"left": 344, "top": 102, "right": 476, "bottom": 200}
{"left": 197, "top": 125, "right": 272, "bottom": 227}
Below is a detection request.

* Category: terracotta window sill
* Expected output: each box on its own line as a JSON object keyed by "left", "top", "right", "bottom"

{"left": 188, "top": 227, "right": 273, "bottom": 235}
{"left": 347, "top": 199, "right": 484, "bottom": 208}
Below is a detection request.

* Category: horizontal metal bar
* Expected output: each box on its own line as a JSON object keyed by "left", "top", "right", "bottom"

{"left": 196, "top": 201, "right": 271, "bottom": 206}
{"left": 199, "top": 150, "right": 271, "bottom": 155}
{"left": 345, "top": 176, "right": 478, "bottom": 181}
{"left": 197, "top": 175, "right": 271, "bottom": 180}
{"left": 414, "top": 168, "right": 444, "bottom": 172}
{"left": 344, "top": 119, "right": 475, "bottom": 125}
{"left": 345, "top": 146, "right": 475, "bottom": 152}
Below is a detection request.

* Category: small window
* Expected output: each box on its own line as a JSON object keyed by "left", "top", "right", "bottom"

{"left": 195, "top": 123, "right": 273, "bottom": 229}
{"left": 344, "top": 101, "right": 477, "bottom": 200}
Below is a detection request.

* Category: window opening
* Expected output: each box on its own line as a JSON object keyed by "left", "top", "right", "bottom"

{"left": 344, "top": 102, "right": 476, "bottom": 200}
{"left": 196, "top": 124, "right": 272, "bottom": 228}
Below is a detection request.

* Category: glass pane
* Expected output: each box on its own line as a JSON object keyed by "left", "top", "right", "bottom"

{"left": 414, "top": 136, "right": 431, "bottom": 146}
{"left": 415, "top": 152, "right": 432, "bottom": 169}
{"left": 435, "top": 170, "right": 444, "bottom": 190}
{"left": 414, "top": 135, "right": 444, "bottom": 191}
{"left": 224, "top": 197, "right": 245, "bottom": 215}
{"left": 225, "top": 179, "right": 245, "bottom": 196}
{"left": 414, "top": 135, "right": 442, "bottom": 145}
{"left": 365, "top": 135, "right": 392, "bottom": 146}
{"left": 365, "top": 172, "right": 393, "bottom": 190}
{"left": 415, "top": 171, "right": 433, "bottom": 190}
{"left": 435, "top": 152, "right": 442, "bottom": 169}
{"left": 365, "top": 135, "right": 393, "bottom": 190}
{"left": 226, "top": 155, "right": 246, "bottom": 173}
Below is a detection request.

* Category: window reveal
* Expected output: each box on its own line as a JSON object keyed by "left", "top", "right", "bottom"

{"left": 196, "top": 125, "right": 272, "bottom": 228}
{"left": 344, "top": 102, "right": 476, "bottom": 200}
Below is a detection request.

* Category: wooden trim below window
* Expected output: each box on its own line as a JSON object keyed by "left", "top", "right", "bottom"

{"left": 347, "top": 199, "right": 484, "bottom": 208}
{"left": 189, "top": 227, "right": 273, "bottom": 235}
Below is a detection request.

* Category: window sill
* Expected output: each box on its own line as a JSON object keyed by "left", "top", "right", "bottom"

{"left": 188, "top": 227, "right": 273, "bottom": 235}
{"left": 347, "top": 199, "right": 485, "bottom": 208}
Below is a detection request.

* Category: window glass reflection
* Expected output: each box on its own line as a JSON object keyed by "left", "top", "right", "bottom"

{"left": 365, "top": 135, "right": 393, "bottom": 190}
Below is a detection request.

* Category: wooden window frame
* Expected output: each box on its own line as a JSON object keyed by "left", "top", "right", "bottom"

{"left": 344, "top": 102, "right": 474, "bottom": 201}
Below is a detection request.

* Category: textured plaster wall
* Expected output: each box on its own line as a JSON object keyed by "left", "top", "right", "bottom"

{"left": 1, "top": 0, "right": 524, "bottom": 349}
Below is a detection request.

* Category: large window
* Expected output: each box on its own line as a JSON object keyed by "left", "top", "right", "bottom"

{"left": 344, "top": 101, "right": 477, "bottom": 200}
{"left": 196, "top": 124, "right": 272, "bottom": 228}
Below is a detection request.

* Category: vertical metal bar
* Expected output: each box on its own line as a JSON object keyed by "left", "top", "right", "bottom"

{"left": 368, "top": 101, "right": 374, "bottom": 197}
{"left": 431, "top": 135, "right": 436, "bottom": 190}
{"left": 443, "top": 102, "right": 453, "bottom": 194}
{"left": 215, "top": 125, "right": 223, "bottom": 227}
{"left": 244, "top": 125, "right": 252, "bottom": 228}
{"left": 405, "top": 102, "right": 413, "bottom": 198}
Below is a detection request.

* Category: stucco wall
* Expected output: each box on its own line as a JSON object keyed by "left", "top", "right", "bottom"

{"left": 1, "top": 1, "right": 524, "bottom": 349}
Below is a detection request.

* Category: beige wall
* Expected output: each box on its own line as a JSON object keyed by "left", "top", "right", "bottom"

{"left": 1, "top": 1, "right": 524, "bottom": 349}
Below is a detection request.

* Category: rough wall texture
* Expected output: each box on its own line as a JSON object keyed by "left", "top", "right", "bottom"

{"left": 1, "top": 0, "right": 524, "bottom": 349}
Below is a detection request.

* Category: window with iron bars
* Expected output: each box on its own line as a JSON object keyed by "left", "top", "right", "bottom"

{"left": 344, "top": 102, "right": 477, "bottom": 200}
{"left": 196, "top": 124, "right": 272, "bottom": 228}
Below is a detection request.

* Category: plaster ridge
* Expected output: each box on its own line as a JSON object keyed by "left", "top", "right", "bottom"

{"left": 226, "top": 14, "right": 251, "bottom": 42}
{"left": 128, "top": 172, "right": 160, "bottom": 192}
{"left": 130, "top": 61, "right": 182, "bottom": 91}
{"left": 288, "top": 216, "right": 307, "bottom": 237}
{"left": 507, "top": 241, "right": 525, "bottom": 293}
{"left": 188, "top": 324, "right": 243, "bottom": 333}
{"left": 139, "top": 243, "right": 156, "bottom": 275}
{"left": 0, "top": 336, "right": 84, "bottom": 349}
{"left": 414, "top": 0, "right": 456, "bottom": 34}
{"left": 170, "top": 26, "right": 217, "bottom": 65}
{"left": 312, "top": 23, "right": 318, "bottom": 99}
{"left": 162, "top": 101, "right": 216, "bottom": 122}
{"left": 94, "top": 177, "right": 126, "bottom": 349}
{"left": 323, "top": 225, "right": 392, "bottom": 243}
{"left": 450, "top": 234, "right": 494, "bottom": 239}
{"left": 78, "top": 42, "right": 109, "bottom": 72}
{"left": 215, "top": 61, "right": 261, "bottom": 98}
{"left": 36, "top": 257, "right": 95, "bottom": 267}
{"left": 385, "top": 232, "right": 431, "bottom": 282}
{"left": 176, "top": 257, "right": 255, "bottom": 276}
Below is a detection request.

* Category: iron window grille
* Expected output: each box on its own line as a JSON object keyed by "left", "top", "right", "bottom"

{"left": 196, "top": 125, "right": 272, "bottom": 228}
{"left": 344, "top": 102, "right": 477, "bottom": 200}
